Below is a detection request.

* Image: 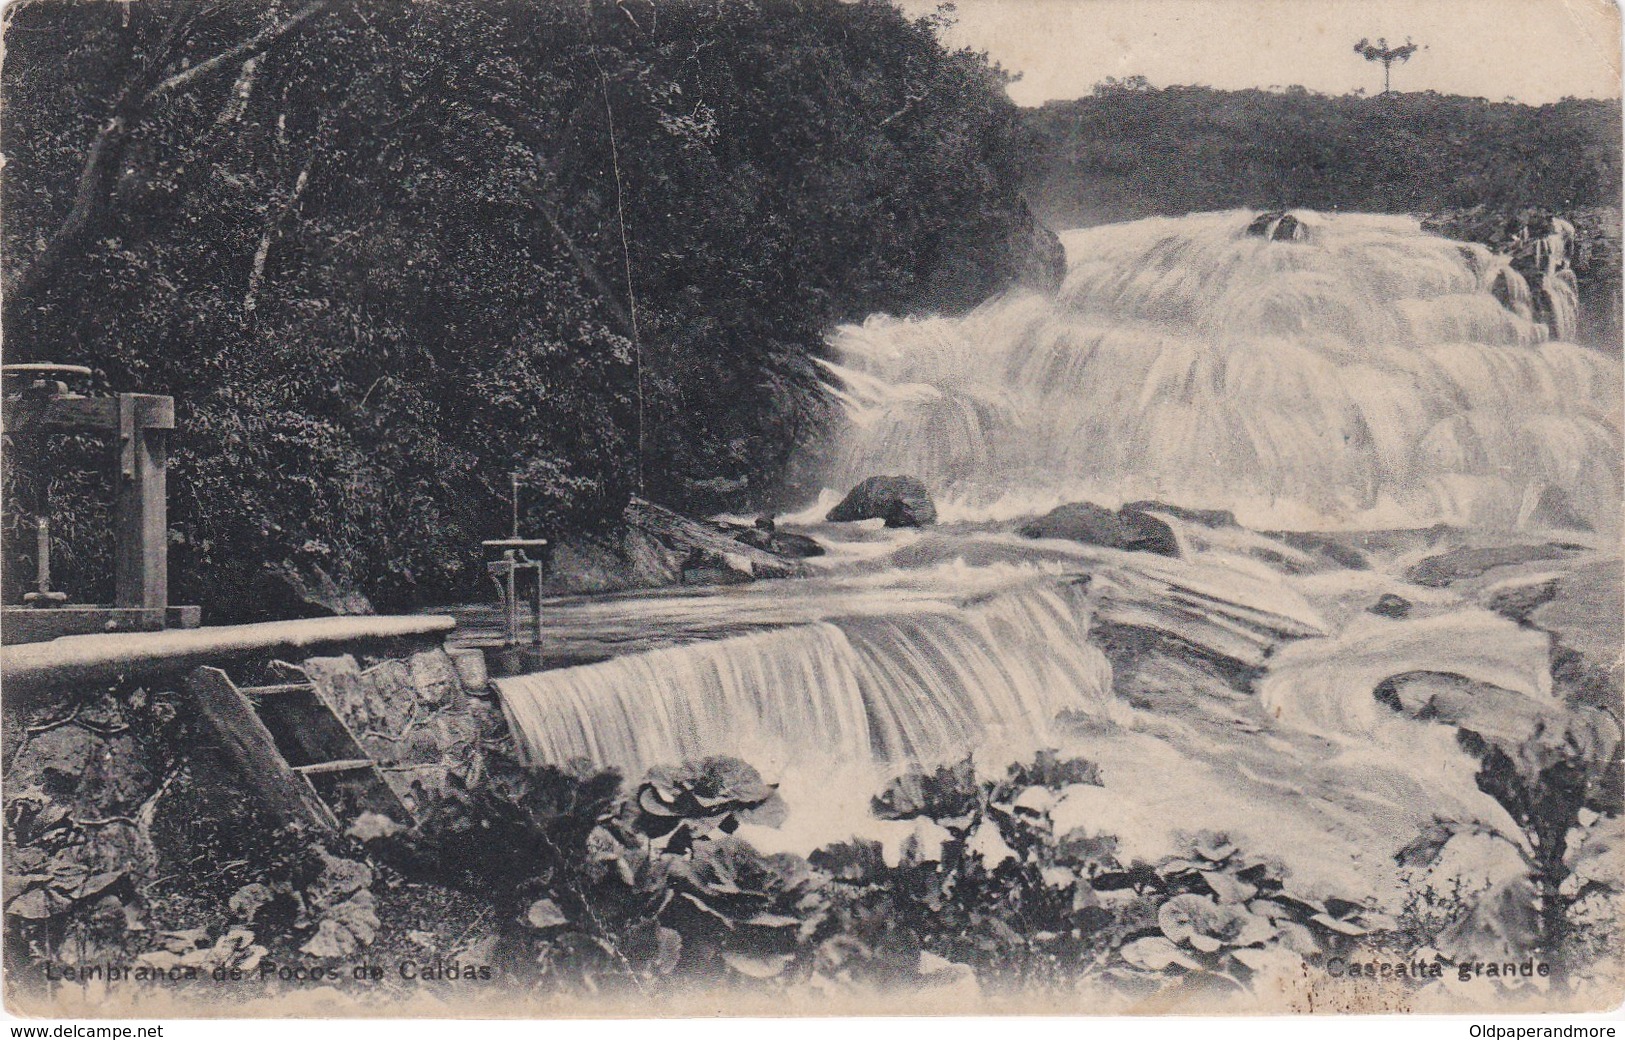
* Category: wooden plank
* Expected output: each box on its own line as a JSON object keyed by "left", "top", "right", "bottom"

{"left": 241, "top": 683, "right": 315, "bottom": 698}
{"left": 113, "top": 394, "right": 168, "bottom": 610}
{"left": 1, "top": 614, "right": 456, "bottom": 696}
{"left": 1, "top": 606, "right": 168, "bottom": 645}
{"left": 296, "top": 759, "right": 375, "bottom": 775}
{"left": 184, "top": 666, "right": 338, "bottom": 833}
{"left": 1, "top": 397, "right": 119, "bottom": 433}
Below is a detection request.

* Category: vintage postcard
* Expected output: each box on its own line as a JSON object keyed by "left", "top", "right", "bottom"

{"left": 0, "top": 0, "right": 1621, "bottom": 1021}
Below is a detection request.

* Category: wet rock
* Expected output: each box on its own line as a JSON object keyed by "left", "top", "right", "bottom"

{"left": 1086, "top": 562, "right": 1328, "bottom": 672}
{"left": 1245, "top": 211, "right": 1307, "bottom": 242}
{"left": 1374, "top": 670, "right": 1620, "bottom": 788}
{"left": 766, "top": 531, "right": 825, "bottom": 557}
{"left": 1018, "top": 502, "right": 1178, "bottom": 557}
{"left": 1010, "top": 199, "right": 1067, "bottom": 294}
{"left": 681, "top": 556, "right": 755, "bottom": 586}
{"left": 1246, "top": 211, "right": 1282, "bottom": 237}
{"left": 826, "top": 476, "right": 937, "bottom": 528}
{"left": 1367, "top": 593, "right": 1412, "bottom": 619}
{"left": 1263, "top": 531, "right": 1371, "bottom": 572}
{"left": 1271, "top": 213, "right": 1306, "bottom": 242}
{"left": 722, "top": 519, "right": 826, "bottom": 558}
{"left": 1404, "top": 542, "right": 1586, "bottom": 587}
{"left": 1486, "top": 579, "right": 1559, "bottom": 625}
{"left": 1526, "top": 486, "right": 1592, "bottom": 532}
{"left": 260, "top": 560, "right": 374, "bottom": 618}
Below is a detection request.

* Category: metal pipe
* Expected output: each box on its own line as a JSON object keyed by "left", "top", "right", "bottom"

{"left": 504, "top": 550, "right": 519, "bottom": 646}
{"left": 532, "top": 563, "right": 544, "bottom": 654}
{"left": 510, "top": 472, "right": 520, "bottom": 540}
{"left": 35, "top": 518, "right": 49, "bottom": 595}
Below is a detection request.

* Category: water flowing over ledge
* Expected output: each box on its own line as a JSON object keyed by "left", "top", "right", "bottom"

{"left": 496, "top": 578, "right": 1113, "bottom": 778}
{"left": 819, "top": 210, "right": 1621, "bottom": 534}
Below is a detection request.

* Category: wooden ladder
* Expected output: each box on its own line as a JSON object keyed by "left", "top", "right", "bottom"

{"left": 184, "top": 666, "right": 414, "bottom": 834}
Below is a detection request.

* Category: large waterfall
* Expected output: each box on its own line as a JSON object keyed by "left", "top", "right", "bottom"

{"left": 496, "top": 579, "right": 1113, "bottom": 779}
{"left": 489, "top": 209, "right": 1614, "bottom": 922}
{"left": 821, "top": 210, "right": 1621, "bottom": 533}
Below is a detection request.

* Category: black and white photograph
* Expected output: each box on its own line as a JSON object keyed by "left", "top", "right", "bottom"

{"left": 0, "top": 0, "right": 1621, "bottom": 1021}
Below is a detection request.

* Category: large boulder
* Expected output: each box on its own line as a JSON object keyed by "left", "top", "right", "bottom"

{"left": 546, "top": 498, "right": 809, "bottom": 595}
{"left": 259, "top": 560, "right": 374, "bottom": 618}
{"left": 1018, "top": 502, "right": 1177, "bottom": 557}
{"left": 1009, "top": 199, "right": 1067, "bottom": 294}
{"left": 826, "top": 476, "right": 937, "bottom": 528}
{"left": 1403, "top": 542, "right": 1586, "bottom": 587}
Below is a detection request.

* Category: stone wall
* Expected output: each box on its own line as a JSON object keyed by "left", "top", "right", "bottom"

{"left": 301, "top": 647, "right": 498, "bottom": 820}
{"left": 1, "top": 632, "right": 508, "bottom": 947}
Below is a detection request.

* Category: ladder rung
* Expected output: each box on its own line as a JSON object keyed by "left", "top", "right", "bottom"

{"left": 242, "top": 683, "right": 314, "bottom": 698}
{"left": 296, "top": 759, "right": 374, "bottom": 776}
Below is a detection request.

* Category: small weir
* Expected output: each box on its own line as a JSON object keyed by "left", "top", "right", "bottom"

{"left": 495, "top": 578, "right": 1113, "bottom": 776}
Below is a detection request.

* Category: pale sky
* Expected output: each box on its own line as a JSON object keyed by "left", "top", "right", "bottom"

{"left": 897, "top": 0, "right": 1623, "bottom": 105}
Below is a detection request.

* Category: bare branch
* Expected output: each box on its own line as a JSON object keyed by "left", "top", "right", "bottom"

{"left": 6, "top": 0, "right": 335, "bottom": 316}
{"left": 149, "top": 0, "right": 332, "bottom": 101}
{"left": 244, "top": 146, "right": 317, "bottom": 312}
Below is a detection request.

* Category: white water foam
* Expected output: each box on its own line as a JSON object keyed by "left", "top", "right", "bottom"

{"left": 819, "top": 210, "right": 1621, "bottom": 533}
{"left": 497, "top": 578, "right": 1114, "bottom": 779}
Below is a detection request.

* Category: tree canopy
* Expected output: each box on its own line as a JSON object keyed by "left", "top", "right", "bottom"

{"left": 1022, "top": 84, "right": 1622, "bottom": 228}
{"left": 2, "top": 0, "right": 1051, "bottom": 618}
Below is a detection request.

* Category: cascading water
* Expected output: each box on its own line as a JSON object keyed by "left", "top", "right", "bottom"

{"left": 489, "top": 208, "right": 1616, "bottom": 917}
{"left": 496, "top": 578, "right": 1114, "bottom": 780}
{"left": 820, "top": 210, "right": 1622, "bottom": 533}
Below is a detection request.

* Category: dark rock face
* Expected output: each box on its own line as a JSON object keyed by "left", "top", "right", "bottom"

{"left": 764, "top": 531, "right": 826, "bottom": 558}
{"left": 1264, "top": 531, "right": 1372, "bottom": 573}
{"left": 1010, "top": 200, "right": 1067, "bottom": 294}
{"left": 826, "top": 476, "right": 937, "bottom": 528}
{"left": 1245, "top": 211, "right": 1307, "bottom": 242}
{"left": 1272, "top": 213, "right": 1306, "bottom": 242}
{"left": 725, "top": 520, "right": 826, "bottom": 558}
{"left": 1404, "top": 543, "right": 1586, "bottom": 588}
{"left": 1018, "top": 502, "right": 1178, "bottom": 557}
{"left": 1487, "top": 579, "right": 1560, "bottom": 625}
{"left": 1246, "top": 211, "right": 1279, "bottom": 237}
{"left": 1368, "top": 593, "right": 1413, "bottom": 619}
{"left": 256, "top": 561, "right": 374, "bottom": 619}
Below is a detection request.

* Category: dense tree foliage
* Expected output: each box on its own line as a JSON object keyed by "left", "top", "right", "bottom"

{"left": 1, "top": 0, "right": 1050, "bottom": 617}
{"left": 1022, "top": 83, "right": 1622, "bottom": 229}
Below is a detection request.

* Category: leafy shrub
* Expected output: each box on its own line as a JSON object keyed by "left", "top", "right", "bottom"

{"left": 811, "top": 756, "right": 1386, "bottom": 997}
{"left": 1023, "top": 86, "right": 1621, "bottom": 229}
{"left": 1, "top": 0, "right": 1050, "bottom": 618}
{"left": 402, "top": 750, "right": 1390, "bottom": 998}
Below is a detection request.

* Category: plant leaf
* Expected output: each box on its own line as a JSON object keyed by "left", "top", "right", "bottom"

{"left": 525, "top": 898, "right": 569, "bottom": 930}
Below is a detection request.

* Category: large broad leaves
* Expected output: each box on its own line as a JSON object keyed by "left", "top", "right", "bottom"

{"left": 512, "top": 758, "right": 819, "bottom": 982}
{"left": 634, "top": 757, "right": 787, "bottom": 837}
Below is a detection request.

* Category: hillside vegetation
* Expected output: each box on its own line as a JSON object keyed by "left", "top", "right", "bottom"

{"left": 1, "top": 0, "right": 1054, "bottom": 618}
{"left": 1022, "top": 84, "right": 1622, "bottom": 229}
